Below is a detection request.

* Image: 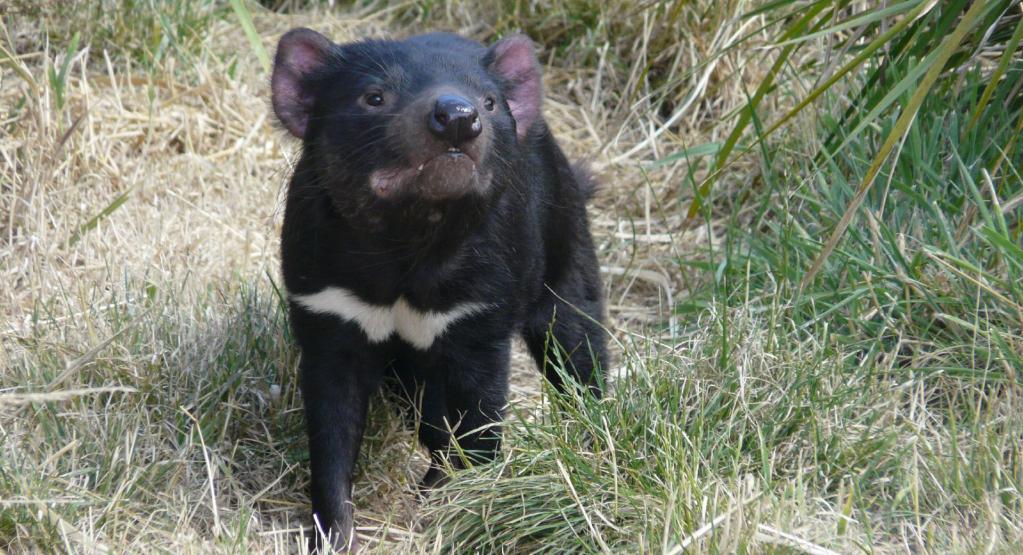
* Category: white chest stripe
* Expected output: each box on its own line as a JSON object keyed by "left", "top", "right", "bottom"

{"left": 291, "top": 287, "right": 493, "bottom": 350}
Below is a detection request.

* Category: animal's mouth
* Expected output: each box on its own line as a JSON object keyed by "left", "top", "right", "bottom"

{"left": 415, "top": 148, "right": 469, "bottom": 169}
{"left": 370, "top": 150, "right": 487, "bottom": 201}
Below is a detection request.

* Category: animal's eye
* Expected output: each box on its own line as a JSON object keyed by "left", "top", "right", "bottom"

{"left": 484, "top": 97, "right": 496, "bottom": 111}
{"left": 365, "top": 93, "right": 385, "bottom": 107}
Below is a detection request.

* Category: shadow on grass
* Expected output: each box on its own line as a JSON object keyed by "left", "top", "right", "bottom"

{"left": 0, "top": 275, "right": 427, "bottom": 552}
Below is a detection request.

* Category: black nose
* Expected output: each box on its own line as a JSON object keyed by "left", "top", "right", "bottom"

{"left": 429, "top": 95, "right": 482, "bottom": 145}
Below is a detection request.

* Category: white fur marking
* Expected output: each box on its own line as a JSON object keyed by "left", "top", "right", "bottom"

{"left": 291, "top": 287, "right": 492, "bottom": 349}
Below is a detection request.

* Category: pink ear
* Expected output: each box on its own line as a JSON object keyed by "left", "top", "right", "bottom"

{"left": 485, "top": 35, "right": 542, "bottom": 141}
{"left": 272, "top": 28, "right": 333, "bottom": 139}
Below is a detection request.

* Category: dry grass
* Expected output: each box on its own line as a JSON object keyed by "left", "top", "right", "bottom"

{"left": 0, "top": 2, "right": 772, "bottom": 552}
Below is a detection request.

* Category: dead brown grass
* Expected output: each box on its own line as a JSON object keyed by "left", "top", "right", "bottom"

{"left": 1, "top": 2, "right": 780, "bottom": 552}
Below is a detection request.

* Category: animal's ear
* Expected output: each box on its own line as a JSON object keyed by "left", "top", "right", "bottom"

{"left": 484, "top": 35, "right": 542, "bottom": 141}
{"left": 272, "top": 28, "right": 333, "bottom": 139}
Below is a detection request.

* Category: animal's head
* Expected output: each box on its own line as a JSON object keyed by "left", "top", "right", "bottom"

{"left": 271, "top": 29, "right": 543, "bottom": 207}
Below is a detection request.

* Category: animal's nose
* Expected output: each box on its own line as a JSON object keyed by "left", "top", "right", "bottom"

{"left": 429, "top": 95, "right": 482, "bottom": 145}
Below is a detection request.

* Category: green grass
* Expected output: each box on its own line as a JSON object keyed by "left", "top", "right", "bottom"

{"left": 423, "top": 310, "right": 888, "bottom": 552}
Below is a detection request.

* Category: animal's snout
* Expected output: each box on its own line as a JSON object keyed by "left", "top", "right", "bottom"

{"left": 429, "top": 95, "right": 481, "bottom": 146}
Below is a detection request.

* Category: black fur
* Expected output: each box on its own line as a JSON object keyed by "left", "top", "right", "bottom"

{"left": 273, "top": 30, "right": 607, "bottom": 551}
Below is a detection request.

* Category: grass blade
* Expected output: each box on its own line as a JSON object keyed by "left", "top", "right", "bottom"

{"left": 800, "top": 0, "right": 992, "bottom": 290}
{"left": 68, "top": 190, "right": 132, "bottom": 246}
{"left": 772, "top": 0, "right": 918, "bottom": 48}
{"left": 965, "top": 10, "right": 1023, "bottom": 132}
{"left": 229, "top": 0, "right": 270, "bottom": 74}
{"left": 687, "top": 1, "right": 832, "bottom": 218}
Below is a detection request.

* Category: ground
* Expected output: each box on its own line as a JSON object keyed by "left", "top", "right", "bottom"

{"left": 1, "top": 7, "right": 690, "bottom": 553}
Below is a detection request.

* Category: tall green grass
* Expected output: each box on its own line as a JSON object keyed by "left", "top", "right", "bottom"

{"left": 703, "top": 1, "right": 1023, "bottom": 378}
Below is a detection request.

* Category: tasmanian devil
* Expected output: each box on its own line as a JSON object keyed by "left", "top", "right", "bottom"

{"left": 270, "top": 27, "right": 608, "bottom": 551}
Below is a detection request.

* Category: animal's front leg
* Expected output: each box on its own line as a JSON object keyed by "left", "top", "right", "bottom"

{"left": 300, "top": 348, "right": 382, "bottom": 553}
{"left": 420, "top": 337, "right": 511, "bottom": 488}
{"left": 523, "top": 267, "right": 608, "bottom": 397}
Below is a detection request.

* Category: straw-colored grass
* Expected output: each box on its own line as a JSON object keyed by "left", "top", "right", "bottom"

{"left": 2, "top": 3, "right": 753, "bottom": 551}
